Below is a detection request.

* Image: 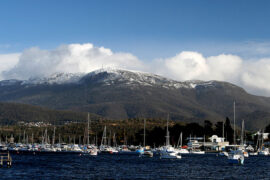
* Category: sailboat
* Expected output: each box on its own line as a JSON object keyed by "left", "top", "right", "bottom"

{"left": 228, "top": 101, "right": 244, "bottom": 165}
{"left": 84, "top": 113, "right": 98, "bottom": 156}
{"left": 219, "top": 121, "right": 229, "bottom": 156}
{"left": 139, "top": 118, "right": 153, "bottom": 158}
{"left": 258, "top": 129, "right": 269, "bottom": 156}
{"left": 176, "top": 132, "right": 189, "bottom": 154}
{"left": 99, "top": 126, "right": 117, "bottom": 154}
{"left": 240, "top": 120, "right": 249, "bottom": 157}
{"left": 160, "top": 114, "right": 181, "bottom": 159}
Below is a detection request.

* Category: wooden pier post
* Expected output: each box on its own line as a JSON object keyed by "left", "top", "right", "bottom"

{"left": 0, "top": 152, "right": 12, "bottom": 168}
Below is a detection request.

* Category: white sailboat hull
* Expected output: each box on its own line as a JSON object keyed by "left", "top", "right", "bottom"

{"left": 228, "top": 153, "right": 244, "bottom": 165}
{"left": 160, "top": 152, "right": 181, "bottom": 159}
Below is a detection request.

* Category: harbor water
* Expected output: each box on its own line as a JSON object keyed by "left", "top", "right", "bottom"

{"left": 0, "top": 153, "right": 270, "bottom": 179}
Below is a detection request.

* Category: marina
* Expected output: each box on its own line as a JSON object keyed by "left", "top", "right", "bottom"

{"left": 1, "top": 0, "right": 270, "bottom": 179}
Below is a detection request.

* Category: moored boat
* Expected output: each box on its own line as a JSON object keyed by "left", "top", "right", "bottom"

{"left": 228, "top": 150, "right": 244, "bottom": 165}
{"left": 160, "top": 114, "right": 181, "bottom": 159}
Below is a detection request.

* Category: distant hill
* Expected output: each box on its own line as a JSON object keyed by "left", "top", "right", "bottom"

{"left": 0, "top": 68, "right": 270, "bottom": 130}
{"left": 0, "top": 102, "right": 99, "bottom": 125}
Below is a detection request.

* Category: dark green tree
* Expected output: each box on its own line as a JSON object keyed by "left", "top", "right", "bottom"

{"left": 185, "top": 123, "right": 204, "bottom": 137}
{"left": 224, "top": 117, "right": 234, "bottom": 143}
{"left": 265, "top": 124, "right": 270, "bottom": 133}
{"left": 265, "top": 124, "right": 270, "bottom": 139}
{"left": 215, "top": 121, "right": 224, "bottom": 137}
{"left": 204, "top": 120, "right": 214, "bottom": 138}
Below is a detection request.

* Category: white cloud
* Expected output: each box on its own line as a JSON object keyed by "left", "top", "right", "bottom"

{"left": 155, "top": 51, "right": 270, "bottom": 96}
{"left": 1, "top": 43, "right": 270, "bottom": 97}
{"left": 154, "top": 52, "right": 243, "bottom": 83}
{"left": 2, "top": 43, "right": 144, "bottom": 80}
{"left": 241, "top": 58, "right": 270, "bottom": 95}
{"left": 163, "top": 51, "right": 209, "bottom": 81}
{"left": 0, "top": 53, "right": 20, "bottom": 79}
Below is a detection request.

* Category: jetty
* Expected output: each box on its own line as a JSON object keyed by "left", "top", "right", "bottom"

{"left": 0, "top": 151, "right": 12, "bottom": 167}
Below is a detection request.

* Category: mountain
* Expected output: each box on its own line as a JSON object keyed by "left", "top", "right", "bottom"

{"left": 0, "top": 68, "right": 270, "bottom": 130}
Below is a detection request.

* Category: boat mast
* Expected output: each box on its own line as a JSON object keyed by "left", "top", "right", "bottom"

{"left": 203, "top": 135, "right": 205, "bottom": 148}
{"left": 109, "top": 130, "right": 111, "bottom": 147}
{"left": 113, "top": 133, "right": 117, "bottom": 147}
{"left": 87, "top": 113, "right": 90, "bottom": 145}
{"left": 180, "top": 132, "right": 183, "bottom": 147}
{"left": 165, "top": 114, "right": 170, "bottom": 146}
{"left": 222, "top": 120, "right": 225, "bottom": 140}
{"left": 95, "top": 133, "right": 97, "bottom": 146}
{"left": 58, "top": 134, "right": 61, "bottom": 144}
{"left": 101, "top": 126, "right": 107, "bottom": 146}
{"left": 32, "top": 133, "right": 34, "bottom": 144}
{"left": 144, "top": 118, "right": 146, "bottom": 147}
{"left": 233, "top": 101, "right": 236, "bottom": 146}
{"left": 23, "top": 130, "right": 26, "bottom": 144}
{"left": 241, "top": 119, "right": 244, "bottom": 146}
{"left": 261, "top": 129, "right": 264, "bottom": 149}
{"left": 177, "top": 132, "right": 183, "bottom": 148}
{"left": 52, "top": 126, "right": 56, "bottom": 145}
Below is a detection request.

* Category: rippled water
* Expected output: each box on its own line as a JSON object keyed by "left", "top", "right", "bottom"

{"left": 1, "top": 153, "right": 270, "bottom": 179}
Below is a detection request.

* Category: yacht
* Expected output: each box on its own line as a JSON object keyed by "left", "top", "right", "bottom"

{"left": 190, "top": 149, "right": 205, "bottom": 154}
{"left": 160, "top": 145, "right": 181, "bottom": 159}
{"left": 140, "top": 150, "right": 153, "bottom": 158}
{"left": 227, "top": 102, "right": 244, "bottom": 165}
{"left": 177, "top": 148, "right": 189, "bottom": 154}
{"left": 160, "top": 114, "right": 181, "bottom": 159}
{"left": 176, "top": 132, "right": 189, "bottom": 154}
{"left": 228, "top": 150, "right": 245, "bottom": 165}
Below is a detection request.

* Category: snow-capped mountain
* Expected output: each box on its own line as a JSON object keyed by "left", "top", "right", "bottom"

{"left": 0, "top": 68, "right": 269, "bottom": 130}
{"left": 81, "top": 68, "right": 195, "bottom": 89}
{"left": 0, "top": 73, "right": 85, "bottom": 86}
{"left": 0, "top": 68, "right": 217, "bottom": 89}
{"left": 23, "top": 72, "right": 85, "bottom": 85}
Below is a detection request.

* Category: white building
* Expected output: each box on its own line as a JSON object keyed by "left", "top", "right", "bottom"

{"left": 254, "top": 131, "right": 269, "bottom": 140}
{"left": 208, "top": 135, "right": 225, "bottom": 143}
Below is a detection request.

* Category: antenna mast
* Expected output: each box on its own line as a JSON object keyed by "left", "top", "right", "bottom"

{"left": 233, "top": 101, "right": 236, "bottom": 145}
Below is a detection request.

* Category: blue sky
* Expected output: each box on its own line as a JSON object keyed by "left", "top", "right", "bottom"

{"left": 1, "top": 0, "right": 270, "bottom": 60}
{"left": 2, "top": 0, "right": 270, "bottom": 96}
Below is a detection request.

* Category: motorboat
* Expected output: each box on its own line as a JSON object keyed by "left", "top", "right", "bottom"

{"left": 228, "top": 150, "right": 244, "bottom": 165}
{"left": 160, "top": 145, "right": 181, "bottom": 159}
{"left": 140, "top": 150, "right": 153, "bottom": 158}
{"left": 190, "top": 149, "right": 205, "bottom": 154}
{"left": 219, "top": 151, "right": 229, "bottom": 156}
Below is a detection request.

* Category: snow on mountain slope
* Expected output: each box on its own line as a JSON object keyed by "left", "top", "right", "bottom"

{"left": 0, "top": 68, "right": 217, "bottom": 89}
{"left": 0, "top": 79, "right": 22, "bottom": 86}
{"left": 22, "top": 72, "right": 85, "bottom": 85}
{"left": 83, "top": 68, "right": 198, "bottom": 89}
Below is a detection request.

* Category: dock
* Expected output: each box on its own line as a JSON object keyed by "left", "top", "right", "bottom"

{"left": 0, "top": 152, "right": 12, "bottom": 167}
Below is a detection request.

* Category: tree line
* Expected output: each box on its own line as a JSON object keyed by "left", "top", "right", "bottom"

{"left": 1, "top": 116, "right": 264, "bottom": 146}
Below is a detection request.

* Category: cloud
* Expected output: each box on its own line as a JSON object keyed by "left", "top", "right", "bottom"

{"left": 1, "top": 43, "right": 270, "bottom": 97}
{"left": 241, "top": 58, "right": 270, "bottom": 95}
{"left": 160, "top": 52, "right": 242, "bottom": 83}
{"left": 163, "top": 51, "right": 209, "bottom": 80}
{"left": 2, "top": 43, "right": 144, "bottom": 80}
{"left": 0, "top": 53, "right": 20, "bottom": 79}
{"left": 155, "top": 51, "right": 270, "bottom": 96}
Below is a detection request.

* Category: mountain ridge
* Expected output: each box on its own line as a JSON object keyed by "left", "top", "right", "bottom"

{"left": 0, "top": 68, "right": 269, "bottom": 130}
